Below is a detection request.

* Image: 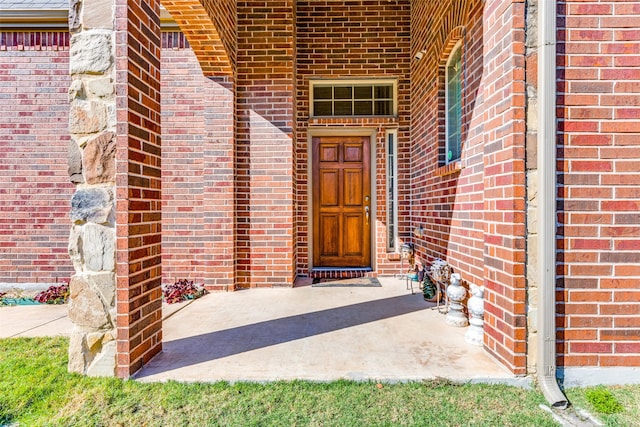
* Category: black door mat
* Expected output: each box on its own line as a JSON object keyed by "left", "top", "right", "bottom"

{"left": 311, "top": 277, "right": 382, "bottom": 287}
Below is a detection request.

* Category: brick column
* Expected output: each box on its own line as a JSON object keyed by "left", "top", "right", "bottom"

{"left": 481, "top": 0, "right": 528, "bottom": 375}
{"left": 113, "top": 0, "right": 163, "bottom": 377}
{"left": 67, "top": 0, "right": 162, "bottom": 378}
{"left": 202, "top": 76, "right": 236, "bottom": 291}
{"left": 160, "top": 43, "right": 236, "bottom": 291}
{"left": 158, "top": 0, "right": 236, "bottom": 291}
{"left": 236, "top": 0, "right": 296, "bottom": 288}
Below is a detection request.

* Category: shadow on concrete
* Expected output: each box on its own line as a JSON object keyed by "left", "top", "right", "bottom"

{"left": 136, "top": 294, "right": 431, "bottom": 377}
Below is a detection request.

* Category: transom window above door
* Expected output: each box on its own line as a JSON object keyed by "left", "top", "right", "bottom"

{"left": 310, "top": 80, "right": 397, "bottom": 117}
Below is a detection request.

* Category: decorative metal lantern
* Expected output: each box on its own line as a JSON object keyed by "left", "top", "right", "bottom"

{"left": 401, "top": 243, "right": 414, "bottom": 260}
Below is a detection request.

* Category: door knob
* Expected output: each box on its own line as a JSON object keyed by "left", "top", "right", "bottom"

{"left": 365, "top": 206, "right": 369, "bottom": 225}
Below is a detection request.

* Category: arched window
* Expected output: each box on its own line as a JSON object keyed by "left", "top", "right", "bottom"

{"left": 445, "top": 41, "right": 463, "bottom": 164}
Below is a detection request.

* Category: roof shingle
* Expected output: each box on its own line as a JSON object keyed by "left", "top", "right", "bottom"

{"left": 0, "top": 0, "right": 68, "bottom": 10}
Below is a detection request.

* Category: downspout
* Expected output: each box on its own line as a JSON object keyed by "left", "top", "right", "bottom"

{"left": 537, "top": 0, "right": 569, "bottom": 409}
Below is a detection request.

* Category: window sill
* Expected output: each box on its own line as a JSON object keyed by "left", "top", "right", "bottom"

{"left": 435, "top": 161, "right": 462, "bottom": 177}
{"left": 308, "top": 116, "right": 398, "bottom": 126}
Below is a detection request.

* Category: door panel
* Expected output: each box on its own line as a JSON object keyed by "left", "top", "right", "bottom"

{"left": 320, "top": 214, "right": 339, "bottom": 256}
{"left": 344, "top": 143, "right": 363, "bottom": 162}
{"left": 320, "top": 171, "right": 339, "bottom": 206}
{"left": 344, "top": 214, "right": 364, "bottom": 256}
{"left": 344, "top": 169, "right": 363, "bottom": 206}
{"left": 312, "top": 136, "right": 371, "bottom": 268}
{"left": 320, "top": 144, "right": 339, "bottom": 162}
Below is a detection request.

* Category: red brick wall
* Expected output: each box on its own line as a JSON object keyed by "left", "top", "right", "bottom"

{"left": 161, "top": 37, "right": 206, "bottom": 285}
{"left": 410, "top": 1, "right": 485, "bottom": 281}
{"left": 3, "top": 2, "right": 639, "bottom": 376}
{"left": 410, "top": 0, "right": 528, "bottom": 374}
{"left": 114, "top": 0, "right": 163, "bottom": 377}
{"left": 295, "top": 0, "right": 412, "bottom": 276}
{"left": 557, "top": 0, "right": 640, "bottom": 368}
{"left": 0, "top": 32, "right": 74, "bottom": 285}
{"left": 161, "top": 33, "right": 235, "bottom": 290}
{"left": 0, "top": 31, "right": 234, "bottom": 291}
{"left": 480, "top": 0, "right": 528, "bottom": 375}
{"left": 235, "top": 0, "right": 296, "bottom": 287}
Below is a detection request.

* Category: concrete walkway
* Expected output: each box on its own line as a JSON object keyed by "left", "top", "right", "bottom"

{"left": 1, "top": 277, "right": 524, "bottom": 385}
{"left": 0, "top": 304, "right": 73, "bottom": 338}
{"left": 136, "top": 277, "right": 522, "bottom": 385}
{"left": 0, "top": 301, "right": 185, "bottom": 338}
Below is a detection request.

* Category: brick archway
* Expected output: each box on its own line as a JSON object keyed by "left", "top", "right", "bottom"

{"left": 161, "top": 0, "right": 235, "bottom": 77}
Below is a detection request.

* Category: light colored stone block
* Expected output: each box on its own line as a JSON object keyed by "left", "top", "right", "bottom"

{"left": 68, "top": 78, "right": 85, "bottom": 102}
{"left": 82, "top": 0, "right": 114, "bottom": 30}
{"left": 68, "top": 225, "right": 85, "bottom": 274}
{"left": 86, "top": 77, "right": 114, "bottom": 98}
{"left": 82, "top": 223, "right": 115, "bottom": 273}
{"left": 526, "top": 234, "right": 539, "bottom": 284}
{"left": 86, "top": 331, "right": 105, "bottom": 350}
{"left": 86, "top": 341, "right": 117, "bottom": 377}
{"left": 69, "top": 99, "right": 108, "bottom": 134}
{"left": 89, "top": 272, "right": 116, "bottom": 309}
{"left": 68, "top": 328, "right": 87, "bottom": 374}
{"left": 69, "top": 275, "right": 112, "bottom": 329}
{"left": 70, "top": 32, "right": 113, "bottom": 75}
{"left": 526, "top": 170, "right": 538, "bottom": 234}
{"left": 68, "top": 139, "right": 84, "bottom": 184}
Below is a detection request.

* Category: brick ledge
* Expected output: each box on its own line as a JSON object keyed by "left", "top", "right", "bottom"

{"left": 435, "top": 160, "right": 462, "bottom": 177}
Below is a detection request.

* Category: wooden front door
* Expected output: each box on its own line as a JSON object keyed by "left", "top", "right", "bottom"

{"left": 312, "top": 136, "right": 371, "bottom": 268}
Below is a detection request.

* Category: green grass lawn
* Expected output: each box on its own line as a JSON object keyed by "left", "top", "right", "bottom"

{"left": 565, "top": 385, "right": 640, "bottom": 427}
{"left": 0, "top": 337, "right": 634, "bottom": 426}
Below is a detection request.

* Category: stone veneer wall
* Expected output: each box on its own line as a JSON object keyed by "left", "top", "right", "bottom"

{"left": 66, "top": 0, "right": 119, "bottom": 375}
{"left": 524, "top": 0, "right": 540, "bottom": 377}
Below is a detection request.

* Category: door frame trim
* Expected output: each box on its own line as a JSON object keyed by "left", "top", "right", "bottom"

{"left": 307, "top": 127, "right": 378, "bottom": 271}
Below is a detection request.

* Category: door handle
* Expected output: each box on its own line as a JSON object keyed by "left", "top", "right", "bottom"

{"left": 365, "top": 206, "right": 369, "bottom": 225}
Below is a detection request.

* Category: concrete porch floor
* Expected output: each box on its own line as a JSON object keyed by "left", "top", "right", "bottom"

{"left": 136, "top": 276, "right": 524, "bottom": 385}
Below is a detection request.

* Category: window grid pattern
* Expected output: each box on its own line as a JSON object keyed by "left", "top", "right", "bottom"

{"left": 312, "top": 83, "right": 394, "bottom": 117}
